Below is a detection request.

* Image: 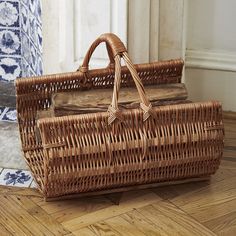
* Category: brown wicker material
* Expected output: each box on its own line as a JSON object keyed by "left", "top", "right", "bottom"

{"left": 15, "top": 33, "right": 224, "bottom": 200}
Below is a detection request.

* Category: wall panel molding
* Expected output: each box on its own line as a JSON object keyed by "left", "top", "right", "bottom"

{"left": 59, "top": 0, "right": 75, "bottom": 72}
{"left": 59, "top": 0, "right": 127, "bottom": 72}
{"left": 158, "top": 0, "right": 187, "bottom": 61}
{"left": 128, "top": 0, "right": 150, "bottom": 64}
{"left": 186, "top": 49, "right": 236, "bottom": 72}
{"left": 128, "top": 0, "right": 160, "bottom": 63}
{"left": 149, "top": 0, "right": 160, "bottom": 62}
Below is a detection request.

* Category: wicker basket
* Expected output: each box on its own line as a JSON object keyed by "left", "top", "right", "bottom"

{"left": 16, "top": 33, "right": 224, "bottom": 200}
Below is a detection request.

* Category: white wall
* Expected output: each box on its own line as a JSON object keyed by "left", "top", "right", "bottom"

{"left": 187, "top": 0, "right": 236, "bottom": 52}
{"left": 42, "top": 0, "right": 128, "bottom": 73}
{"left": 158, "top": 0, "right": 186, "bottom": 60}
{"left": 41, "top": 0, "right": 61, "bottom": 74}
{"left": 186, "top": 0, "right": 236, "bottom": 111}
{"left": 185, "top": 69, "right": 236, "bottom": 111}
{"left": 41, "top": 0, "right": 236, "bottom": 111}
{"left": 42, "top": 0, "right": 159, "bottom": 72}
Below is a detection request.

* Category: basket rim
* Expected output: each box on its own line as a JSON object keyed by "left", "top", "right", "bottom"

{"left": 15, "top": 59, "right": 184, "bottom": 86}
{"left": 37, "top": 100, "right": 221, "bottom": 126}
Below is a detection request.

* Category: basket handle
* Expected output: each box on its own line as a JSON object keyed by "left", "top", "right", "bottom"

{"left": 79, "top": 33, "right": 153, "bottom": 124}
{"left": 78, "top": 33, "right": 127, "bottom": 73}
{"left": 108, "top": 51, "right": 153, "bottom": 124}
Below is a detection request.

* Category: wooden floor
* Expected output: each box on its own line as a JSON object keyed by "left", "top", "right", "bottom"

{"left": 0, "top": 116, "right": 236, "bottom": 236}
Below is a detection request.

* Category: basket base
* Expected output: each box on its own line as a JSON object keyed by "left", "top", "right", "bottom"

{"left": 44, "top": 176, "right": 211, "bottom": 202}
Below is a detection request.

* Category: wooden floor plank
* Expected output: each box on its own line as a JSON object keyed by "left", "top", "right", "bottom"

{"left": 32, "top": 195, "right": 111, "bottom": 215}
{"left": 96, "top": 216, "right": 147, "bottom": 236}
{"left": 0, "top": 195, "right": 54, "bottom": 236}
{"left": 0, "top": 222, "right": 13, "bottom": 236}
{"left": 62, "top": 190, "right": 161, "bottom": 232}
{"left": 51, "top": 197, "right": 113, "bottom": 223}
{"left": 137, "top": 200, "right": 216, "bottom": 236}
{"left": 212, "top": 162, "right": 236, "bottom": 183}
{"left": 152, "top": 179, "right": 210, "bottom": 200}
{"left": 9, "top": 195, "right": 71, "bottom": 235}
{"left": 223, "top": 149, "right": 236, "bottom": 160}
{"left": 0, "top": 185, "right": 42, "bottom": 198}
{"left": 170, "top": 176, "right": 236, "bottom": 212}
{"left": 0, "top": 205, "right": 30, "bottom": 236}
{"left": 121, "top": 209, "right": 170, "bottom": 236}
{"left": 187, "top": 198, "right": 236, "bottom": 224}
{"left": 86, "top": 222, "right": 121, "bottom": 236}
{"left": 72, "top": 227, "right": 98, "bottom": 236}
{"left": 224, "top": 119, "right": 236, "bottom": 148}
{"left": 204, "top": 211, "right": 236, "bottom": 236}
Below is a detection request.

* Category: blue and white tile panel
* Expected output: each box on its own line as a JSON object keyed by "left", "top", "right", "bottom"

{"left": 0, "top": 106, "right": 17, "bottom": 121}
{"left": 0, "top": 168, "right": 36, "bottom": 188}
{"left": 0, "top": 0, "right": 43, "bottom": 82}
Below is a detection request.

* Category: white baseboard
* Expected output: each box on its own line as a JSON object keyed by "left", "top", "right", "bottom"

{"left": 185, "top": 49, "right": 236, "bottom": 72}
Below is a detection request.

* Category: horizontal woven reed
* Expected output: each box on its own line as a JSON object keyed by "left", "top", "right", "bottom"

{"left": 37, "top": 101, "right": 223, "bottom": 198}
{"left": 16, "top": 33, "right": 224, "bottom": 199}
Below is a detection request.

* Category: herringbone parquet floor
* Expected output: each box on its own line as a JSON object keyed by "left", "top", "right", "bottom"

{"left": 0, "top": 115, "right": 235, "bottom": 236}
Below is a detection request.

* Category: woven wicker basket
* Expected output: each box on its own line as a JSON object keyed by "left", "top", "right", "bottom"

{"left": 16, "top": 33, "right": 224, "bottom": 200}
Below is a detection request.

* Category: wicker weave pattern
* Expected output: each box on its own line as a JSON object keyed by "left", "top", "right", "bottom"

{"left": 38, "top": 101, "right": 223, "bottom": 198}
{"left": 16, "top": 33, "right": 224, "bottom": 199}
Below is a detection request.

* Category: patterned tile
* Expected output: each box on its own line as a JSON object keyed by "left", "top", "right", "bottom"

{"left": 0, "top": 1, "right": 20, "bottom": 27}
{"left": 21, "top": 3, "right": 29, "bottom": 34}
{"left": 21, "top": 31, "right": 31, "bottom": 65}
{"left": 0, "top": 106, "right": 5, "bottom": 118}
{"left": 36, "top": 23, "right": 42, "bottom": 51}
{"left": 0, "top": 57, "right": 21, "bottom": 81}
{"left": 0, "top": 0, "right": 42, "bottom": 82}
{"left": 35, "top": 0, "right": 42, "bottom": 24}
{"left": 30, "top": 179, "right": 37, "bottom": 188}
{"left": 21, "top": 0, "right": 29, "bottom": 6}
{"left": 0, "top": 168, "right": 33, "bottom": 187}
{"left": 21, "top": 57, "right": 31, "bottom": 77}
{"left": 0, "top": 106, "right": 8, "bottom": 119}
{"left": 36, "top": 53, "right": 43, "bottom": 75}
{"left": 1, "top": 107, "right": 17, "bottom": 121}
{"left": 0, "top": 29, "right": 21, "bottom": 55}
{"left": 30, "top": 43, "right": 37, "bottom": 70}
